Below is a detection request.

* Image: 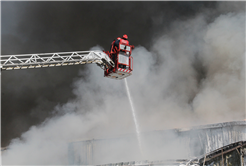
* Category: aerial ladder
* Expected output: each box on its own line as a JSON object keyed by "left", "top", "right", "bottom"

{"left": 0, "top": 50, "right": 114, "bottom": 71}
{"left": 0, "top": 43, "right": 134, "bottom": 80}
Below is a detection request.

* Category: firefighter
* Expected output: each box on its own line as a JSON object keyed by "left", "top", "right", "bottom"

{"left": 110, "top": 34, "right": 129, "bottom": 63}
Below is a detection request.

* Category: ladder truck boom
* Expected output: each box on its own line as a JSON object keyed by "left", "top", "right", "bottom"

{"left": 0, "top": 41, "right": 134, "bottom": 80}
{"left": 0, "top": 50, "right": 114, "bottom": 70}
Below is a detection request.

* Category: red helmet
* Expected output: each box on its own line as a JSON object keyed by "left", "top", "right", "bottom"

{"left": 122, "top": 34, "right": 128, "bottom": 40}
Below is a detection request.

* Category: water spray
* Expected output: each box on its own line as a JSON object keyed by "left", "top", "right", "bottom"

{"left": 124, "top": 78, "right": 144, "bottom": 157}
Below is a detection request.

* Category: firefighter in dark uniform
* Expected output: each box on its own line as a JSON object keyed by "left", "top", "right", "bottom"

{"left": 110, "top": 34, "right": 129, "bottom": 63}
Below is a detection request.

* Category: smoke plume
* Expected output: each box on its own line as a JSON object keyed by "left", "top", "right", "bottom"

{"left": 1, "top": 1, "right": 245, "bottom": 165}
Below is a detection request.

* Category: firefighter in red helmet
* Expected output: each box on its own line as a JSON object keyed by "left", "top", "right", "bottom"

{"left": 110, "top": 34, "right": 130, "bottom": 63}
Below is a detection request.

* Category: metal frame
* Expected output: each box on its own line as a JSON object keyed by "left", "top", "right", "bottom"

{"left": 189, "top": 141, "right": 246, "bottom": 166}
{"left": 0, "top": 51, "right": 114, "bottom": 70}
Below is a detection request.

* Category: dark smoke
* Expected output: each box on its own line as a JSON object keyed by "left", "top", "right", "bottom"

{"left": 1, "top": 1, "right": 242, "bottom": 148}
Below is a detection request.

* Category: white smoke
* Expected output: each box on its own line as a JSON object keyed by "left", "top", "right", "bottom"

{"left": 192, "top": 13, "right": 245, "bottom": 123}
{"left": 2, "top": 7, "right": 245, "bottom": 165}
